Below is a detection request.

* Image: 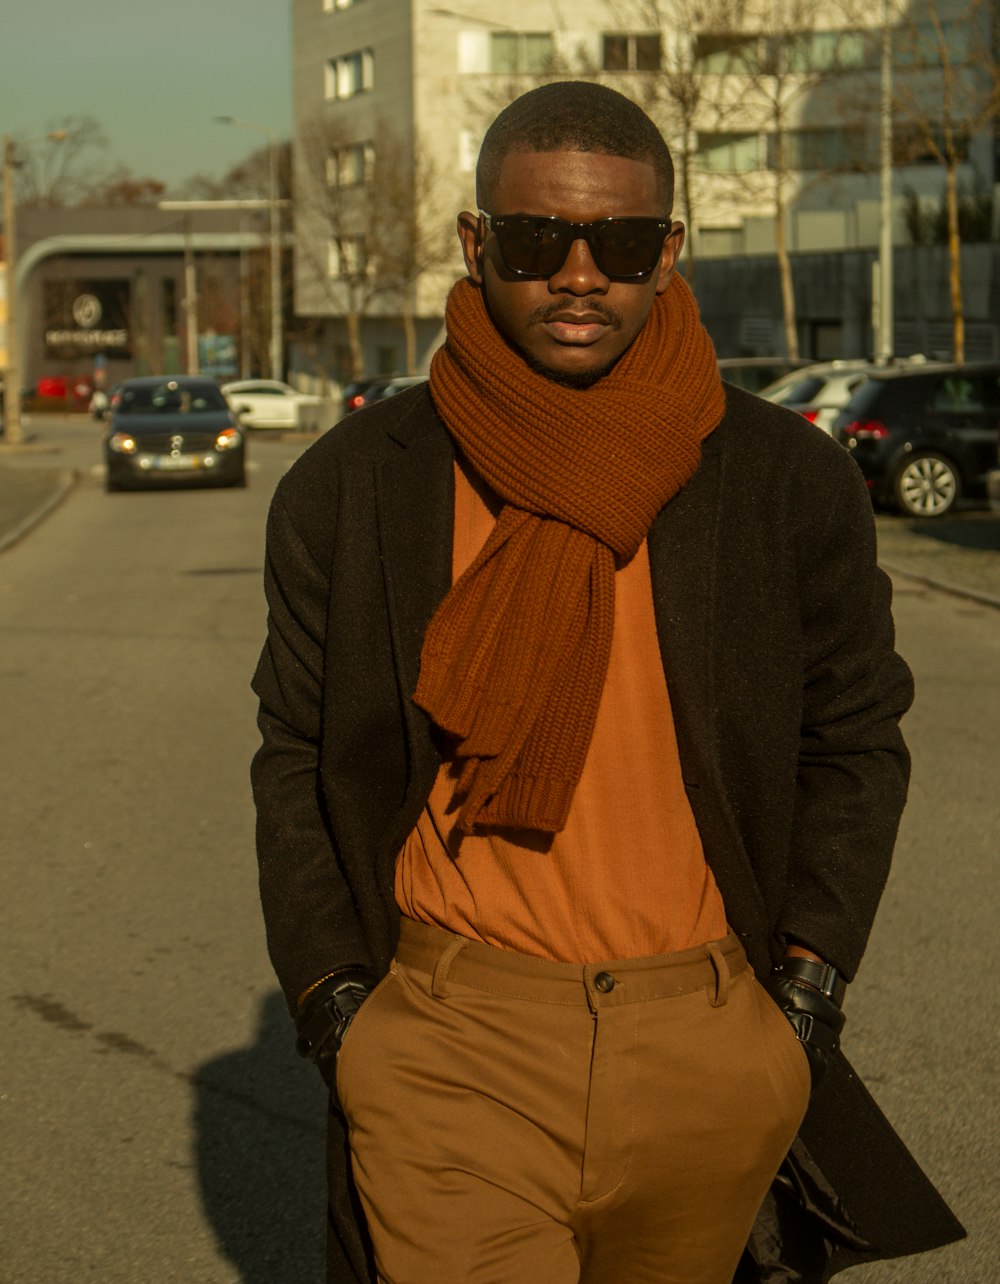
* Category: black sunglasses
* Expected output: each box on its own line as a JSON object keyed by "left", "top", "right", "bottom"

{"left": 479, "top": 210, "right": 673, "bottom": 281}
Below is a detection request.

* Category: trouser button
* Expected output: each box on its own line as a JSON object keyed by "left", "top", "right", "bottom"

{"left": 594, "top": 971, "right": 615, "bottom": 993}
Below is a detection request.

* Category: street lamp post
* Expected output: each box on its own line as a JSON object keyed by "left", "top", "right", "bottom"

{"left": 2, "top": 136, "right": 20, "bottom": 442}
{"left": 214, "top": 116, "right": 283, "bottom": 381}
{"left": 876, "top": 0, "right": 895, "bottom": 364}
{"left": 2, "top": 131, "right": 66, "bottom": 445}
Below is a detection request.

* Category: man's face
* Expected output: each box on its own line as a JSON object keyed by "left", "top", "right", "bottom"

{"left": 458, "top": 150, "right": 684, "bottom": 385}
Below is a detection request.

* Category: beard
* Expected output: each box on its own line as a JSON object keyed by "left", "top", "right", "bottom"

{"left": 521, "top": 353, "right": 619, "bottom": 389}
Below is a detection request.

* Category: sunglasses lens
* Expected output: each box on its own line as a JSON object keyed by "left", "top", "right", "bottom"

{"left": 495, "top": 218, "right": 568, "bottom": 276}
{"left": 594, "top": 221, "right": 666, "bottom": 277}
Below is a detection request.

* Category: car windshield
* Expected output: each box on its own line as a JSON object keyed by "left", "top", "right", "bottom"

{"left": 117, "top": 382, "right": 227, "bottom": 415}
{"left": 840, "top": 380, "right": 884, "bottom": 418}
{"left": 779, "top": 376, "right": 826, "bottom": 403}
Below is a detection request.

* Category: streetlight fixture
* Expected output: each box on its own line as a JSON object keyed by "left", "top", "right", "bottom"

{"left": 214, "top": 115, "right": 283, "bottom": 381}
{"left": 2, "top": 130, "right": 67, "bottom": 445}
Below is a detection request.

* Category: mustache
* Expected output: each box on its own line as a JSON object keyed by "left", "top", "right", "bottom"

{"left": 527, "top": 299, "right": 623, "bottom": 328}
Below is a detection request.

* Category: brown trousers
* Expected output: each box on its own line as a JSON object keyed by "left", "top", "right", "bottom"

{"left": 336, "top": 918, "right": 810, "bottom": 1284}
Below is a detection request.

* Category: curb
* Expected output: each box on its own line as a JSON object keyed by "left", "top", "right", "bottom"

{"left": 879, "top": 557, "right": 1000, "bottom": 611}
{"left": 0, "top": 468, "right": 78, "bottom": 554}
{"left": 0, "top": 442, "right": 64, "bottom": 456}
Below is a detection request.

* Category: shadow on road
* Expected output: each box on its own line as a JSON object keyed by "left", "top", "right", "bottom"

{"left": 193, "top": 991, "right": 327, "bottom": 1283}
{"left": 900, "top": 514, "right": 1000, "bottom": 552}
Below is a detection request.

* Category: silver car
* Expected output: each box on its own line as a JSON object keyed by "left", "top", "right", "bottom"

{"left": 759, "top": 361, "right": 879, "bottom": 435}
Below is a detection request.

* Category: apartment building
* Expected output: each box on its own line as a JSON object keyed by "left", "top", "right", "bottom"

{"left": 290, "top": 0, "right": 998, "bottom": 373}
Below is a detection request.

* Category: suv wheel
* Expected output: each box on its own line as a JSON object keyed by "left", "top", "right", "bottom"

{"left": 893, "top": 453, "right": 960, "bottom": 518}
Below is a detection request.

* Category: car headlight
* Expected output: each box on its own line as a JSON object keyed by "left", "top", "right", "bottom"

{"left": 108, "top": 432, "right": 137, "bottom": 454}
{"left": 215, "top": 427, "right": 242, "bottom": 451}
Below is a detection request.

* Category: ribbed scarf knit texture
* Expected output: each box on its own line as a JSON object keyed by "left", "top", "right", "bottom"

{"left": 417, "top": 273, "right": 725, "bottom": 834}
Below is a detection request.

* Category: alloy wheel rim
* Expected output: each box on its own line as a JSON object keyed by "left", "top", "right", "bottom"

{"left": 899, "top": 457, "right": 956, "bottom": 516}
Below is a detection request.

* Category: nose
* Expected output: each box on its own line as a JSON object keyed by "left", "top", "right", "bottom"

{"left": 547, "top": 235, "right": 609, "bottom": 295}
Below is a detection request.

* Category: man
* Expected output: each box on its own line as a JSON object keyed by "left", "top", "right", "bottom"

{"left": 252, "top": 82, "right": 962, "bottom": 1282}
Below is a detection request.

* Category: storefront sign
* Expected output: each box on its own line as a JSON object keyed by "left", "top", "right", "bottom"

{"left": 44, "top": 279, "right": 132, "bottom": 358}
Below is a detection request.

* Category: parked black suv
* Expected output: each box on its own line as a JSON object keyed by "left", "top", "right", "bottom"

{"left": 832, "top": 362, "right": 1000, "bottom": 517}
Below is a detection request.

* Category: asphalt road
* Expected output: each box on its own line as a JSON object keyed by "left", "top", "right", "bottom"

{"left": 1, "top": 419, "right": 997, "bottom": 1282}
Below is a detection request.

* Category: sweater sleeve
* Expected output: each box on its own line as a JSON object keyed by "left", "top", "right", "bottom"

{"left": 251, "top": 485, "right": 372, "bottom": 1012}
{"left": 780, "top": 453, "right": 913, "bottom": 979}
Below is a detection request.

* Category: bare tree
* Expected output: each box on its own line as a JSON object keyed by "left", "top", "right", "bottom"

{"left": 80, "top": 170, "right": 167, "bottom": 207}
{"left": 708, "top": 1, "right": 875, "bottom": 359}
{"left": 12, "top": 116, "right": 112, "bottom": 207}
{"left": 174, "top": 141, "right": 293, "bottom": 203}
{"left": 598, "top": 0, "right": 751, "bottom": 279}
{"left": 888, "top": 0, "right": 1000, "bottom": 361}
{"left": 296, "top": 115, "right": 454, "bottom": 378}
{"left": 390, "top": 145, "right": 457, "bottom": 374}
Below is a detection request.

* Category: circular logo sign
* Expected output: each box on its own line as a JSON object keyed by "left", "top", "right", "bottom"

{"left": 72, "top": 293, "right": 103, "bottom": 329}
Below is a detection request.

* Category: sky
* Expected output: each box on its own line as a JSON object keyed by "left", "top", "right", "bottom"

{"left": 1, "top": 0, "right": 293, "bottom": 191}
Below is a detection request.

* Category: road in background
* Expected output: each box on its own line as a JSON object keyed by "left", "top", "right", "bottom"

{"left": 1, "top": 421, "right": 328, "bottom": 1282}
{"left": 844, "top": 575, "right": 998, "bottom": 1282}
{"left": 1, "top": 417, "right": 997, "bottom": 1280}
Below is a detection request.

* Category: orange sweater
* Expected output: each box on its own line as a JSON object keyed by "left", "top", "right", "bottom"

{"left": 395, "top": 460, "right": 727, "bottom": 963}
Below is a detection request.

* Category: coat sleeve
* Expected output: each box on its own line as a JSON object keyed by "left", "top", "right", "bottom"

{"left": 251, "top": 484, "right": 372, "bottom": 1012}
{"left": 780, "top": 454, "right": 914, "bottom": 980}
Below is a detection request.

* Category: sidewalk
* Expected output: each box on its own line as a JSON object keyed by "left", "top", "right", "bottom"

{"left": 1, "top": 446, "right": 999, "bottom": 607}
{"left": 874, "top": 510, "right": 1000, "bottom": 609}
{"left": 0, "top": 456, "right": 77, "bottom": 553}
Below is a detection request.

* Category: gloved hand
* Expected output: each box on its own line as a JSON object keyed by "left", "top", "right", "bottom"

{"left": 762, "top": 960, "right": 846, "bottom": 1088}
{"left": 295, "top": 967, "right": 379, "bottom": 1089}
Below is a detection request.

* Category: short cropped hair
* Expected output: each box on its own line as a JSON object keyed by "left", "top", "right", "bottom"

{"left": 476, "top": 81, "right": 674, "bottom": 214}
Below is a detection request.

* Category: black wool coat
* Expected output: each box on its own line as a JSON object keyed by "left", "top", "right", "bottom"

{"left": 251, "top": 383, "right": 964, "bottom": 1282}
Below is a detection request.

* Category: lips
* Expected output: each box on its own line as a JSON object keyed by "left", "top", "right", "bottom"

{"left": 540, "top": 309, "right": 612, "bottom": 345}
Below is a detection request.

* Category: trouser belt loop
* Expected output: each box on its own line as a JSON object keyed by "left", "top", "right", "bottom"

{"left": 431, "top": 933, "right": 468, "bottom": 999}
{"left": 706, "top": 942, "right": 730, "bottom": 1007}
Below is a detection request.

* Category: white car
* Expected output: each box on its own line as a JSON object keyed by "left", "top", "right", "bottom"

{"left": 221, "top": 380, "right": 323, "bottom": 430}
{"left": 758, "top": 361, "right": 877, "bottom": 435}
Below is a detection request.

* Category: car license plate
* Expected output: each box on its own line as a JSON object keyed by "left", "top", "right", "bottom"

{"left": 146, "top": 453, "right": 204, "bottom": 470}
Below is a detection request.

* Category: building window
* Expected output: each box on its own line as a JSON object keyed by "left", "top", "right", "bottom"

{"left": 602, "top": 34, "right": 661, "bottom": 72}
{"left": 768, "top": 128, "right": 869, "bottom": 171}
{"left": 327, "top": 142, "right": 376, "bottom": 187}
{"left": 489, "top": 32, "right": 554, "bottom": 74}
{"left": 895, "top": 19, "right": 970, "bottom": 69}
{"left": 780, "top": 30, "right": 870, "bottom": 72}
{"left": 696, "top": 226, "right": 745, "bottom": 258}
{"left": 696, "top": 131, "right": 761, "bottom": 173}
{"left": 328, "top": 236, "right": 367, "bottom": 278}
{"left": 325, "top": 49, "right": 374, "bottom": 100}
{"left": 894, "top": 124, "right": 969, "bottom": 165}
{"left": 694, "top": 33, "right": 759, "bottom": 73}
{"left": 696, "top": 29, "right": 872, "bottom": 75}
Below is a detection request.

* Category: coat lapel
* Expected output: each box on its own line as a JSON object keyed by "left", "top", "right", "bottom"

{"left": 648, "top": 432, "right": 762, "bottom": 928}
{"left": 374, "top": 398, "right": 455, "bottom": 796}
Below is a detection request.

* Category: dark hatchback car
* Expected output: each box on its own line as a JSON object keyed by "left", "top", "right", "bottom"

{"left": 103, "top": 376, "right": 246, "bottom": 492}
{"left": 832, "top": 363, "right": 1000, "bottom": 517}
{"left": 341, "top": 374, "right": 401, "bottom": 414}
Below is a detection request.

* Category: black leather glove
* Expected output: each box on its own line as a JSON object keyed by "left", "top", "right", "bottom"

{"left": 762, "top": 957, "right": 846, "bottom": 1089}
{"left": 295, "top": 967, "right": 379, "bottom": 1089}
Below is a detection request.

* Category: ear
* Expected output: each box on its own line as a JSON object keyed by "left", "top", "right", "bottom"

{"left": 457, "top": 211, "right": 484, "bottom": 283}
{"left": 655, "top": 222, "right": 686, "bottom": 294}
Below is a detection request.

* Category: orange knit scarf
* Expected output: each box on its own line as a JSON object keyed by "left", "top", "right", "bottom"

{"left": 417, "top": 273, "right": 724, "bottom": 834}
